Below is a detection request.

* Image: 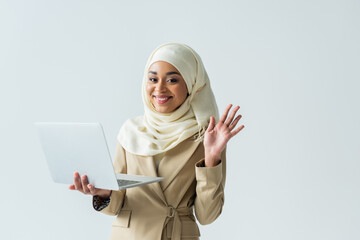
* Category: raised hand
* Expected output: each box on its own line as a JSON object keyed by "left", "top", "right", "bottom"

{"left": 68, "top": 172, "right": 112, "bottom": 199}
{"left": 203, "top": 104, "right": 244, "bottom": 167}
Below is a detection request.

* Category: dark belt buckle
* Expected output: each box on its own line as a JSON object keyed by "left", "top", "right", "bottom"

{"left": 168, "top": 205, "right": 175, "bottom": 218}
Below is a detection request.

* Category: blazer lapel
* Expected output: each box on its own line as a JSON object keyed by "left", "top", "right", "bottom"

{"left": 158, "top": 140, "right": 201, "bottom": 192}
{"left": 136, "top": 154, "right": 167, "bottom": 205}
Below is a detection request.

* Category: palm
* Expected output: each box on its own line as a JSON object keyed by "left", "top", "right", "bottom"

{"left": 204, "top": 104, "right": 244, "bottom": 159}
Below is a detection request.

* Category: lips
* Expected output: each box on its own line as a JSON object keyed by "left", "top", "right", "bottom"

{"left": 153, "top": 95, "right": 172, "bottom": 104}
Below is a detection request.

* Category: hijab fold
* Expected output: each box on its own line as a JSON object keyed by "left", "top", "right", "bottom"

{"left": 118, "top": 43, "right": 218, "bottom": 156}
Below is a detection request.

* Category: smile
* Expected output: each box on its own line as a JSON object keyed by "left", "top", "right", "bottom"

{"left": 153, "top": 95, "right": 172, "bottom": 104}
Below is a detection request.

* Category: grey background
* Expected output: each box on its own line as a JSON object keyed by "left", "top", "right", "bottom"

{"left": 1, "top": 0, "right": 359, "bottom": 239}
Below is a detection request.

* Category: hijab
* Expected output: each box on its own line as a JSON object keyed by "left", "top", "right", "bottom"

{"left": 117, "top": 43, "right": 219, "bottom": 156}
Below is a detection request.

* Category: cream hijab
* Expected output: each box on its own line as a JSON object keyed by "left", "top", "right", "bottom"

{"left": 117, "top": 43, "right": 219, "bottom": 156}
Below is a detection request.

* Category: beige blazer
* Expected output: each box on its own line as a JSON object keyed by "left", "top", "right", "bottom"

{"left": 95, "top": 137, "right": 226, "bottom": 240}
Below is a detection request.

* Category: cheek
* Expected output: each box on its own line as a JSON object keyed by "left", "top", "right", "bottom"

{"left": 146, "top": 84, "right": 153, "bottom": 96}
{"left": 181, "top": 83, "right": 189, "bottom": 98}
{"left": 145, "top": 85, "right": 155, "bottom": 103}
{"left": 176, "top": 85, "right": 188, "bottom": 102}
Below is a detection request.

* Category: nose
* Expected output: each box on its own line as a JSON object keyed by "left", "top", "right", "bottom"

{"left": 155, "top": 80, "right": 167, "bottom": 92}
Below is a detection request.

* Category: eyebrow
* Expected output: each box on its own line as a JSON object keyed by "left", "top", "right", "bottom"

{"left": 148, "top": 71, "right": 180, "bottom": 76}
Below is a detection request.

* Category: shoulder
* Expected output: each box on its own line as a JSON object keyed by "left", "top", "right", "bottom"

{"left": 169, "top": 137, "right": 204, "bottom": 156}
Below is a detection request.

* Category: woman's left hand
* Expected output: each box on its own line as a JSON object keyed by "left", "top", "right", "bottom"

{"left": 204, "top": 104, "right": 244, "bottom": 167}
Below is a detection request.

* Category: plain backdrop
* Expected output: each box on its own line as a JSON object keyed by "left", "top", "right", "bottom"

{"left": 0, "top": 0, "right": 359, "bottom": 239}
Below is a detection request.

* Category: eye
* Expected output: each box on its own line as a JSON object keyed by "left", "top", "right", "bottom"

{"left": 148, "top": 78, "right": 157, "bottom": 82}
{"left": 167, "top": 78, "right": 178, "bottom": 83}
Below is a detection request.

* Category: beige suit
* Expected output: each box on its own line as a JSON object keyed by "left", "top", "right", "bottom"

{"left": 95, "top": 137, "right": 226, "bottom": 240}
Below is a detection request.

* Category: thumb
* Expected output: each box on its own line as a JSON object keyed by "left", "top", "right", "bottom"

{"left": 206, "top": 116, "right": 215, "bottom": 132}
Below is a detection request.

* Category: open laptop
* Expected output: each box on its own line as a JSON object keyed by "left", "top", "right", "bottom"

{"left": 35, "top": 122, "right": 163, "bottom": 190}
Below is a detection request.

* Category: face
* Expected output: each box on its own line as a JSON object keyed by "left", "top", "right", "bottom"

{"left": 146, "top": 61, "right": 188, "bottom": 113}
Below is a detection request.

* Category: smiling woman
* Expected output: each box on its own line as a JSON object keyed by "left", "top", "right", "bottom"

{"left": 146, "top": 61, "right": 189, "bottom": 113}
{"left": 69, "top": 43, "right": 244, "bottom": 240}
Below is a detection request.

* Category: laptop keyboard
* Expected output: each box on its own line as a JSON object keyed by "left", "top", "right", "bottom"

{"left": 117, "top": 179, "right": 141, "bottom": 186}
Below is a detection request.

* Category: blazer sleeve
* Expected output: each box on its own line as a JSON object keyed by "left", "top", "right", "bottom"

{"left": 194, "top": 148, "right": 226, "bottom": 225}
{"left": 92, "top": 140, "right": 127, "bottom": 216}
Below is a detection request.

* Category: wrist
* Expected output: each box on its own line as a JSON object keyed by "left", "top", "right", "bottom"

{"left": 204, "top": 153, "right": 221, "bottom": 167}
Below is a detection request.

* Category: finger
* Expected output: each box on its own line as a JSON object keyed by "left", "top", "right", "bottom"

{"left": 219, "top": 104, "right": 232, "bottom": 123}
{"left": 229, "top": 114, "right": 242, "bottom": 131}
{"left": 88, "top": 184, "right": 98, "bottom": 196}
{"left": 74, "top": 172, "right": 83, "bottom": 192}
{"left": 206, "top": 116, "right": 215, "bottom": 132}
{"left": 81, "top": 175, "right": 90, "bottom": 194}
{"left": 230, "top": 125, "right": 245, "bottom": 138}
{"left": 68, "top": 184, "right": 76, "bottom": 190}
{"left": 224, "top": 105, "right": 240, "bottom": 126}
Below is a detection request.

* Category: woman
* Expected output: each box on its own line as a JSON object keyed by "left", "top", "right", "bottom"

{"left": 69, "top": 43, "right": 244, "bottom": 240}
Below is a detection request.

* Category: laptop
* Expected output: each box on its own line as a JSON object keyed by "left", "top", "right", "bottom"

{"left": 35, "top": 122, "right": 163, "bottom": 190}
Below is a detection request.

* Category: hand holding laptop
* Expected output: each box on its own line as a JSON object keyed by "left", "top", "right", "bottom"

{"left": 68, "top": 172, "right": 112, "bottom": 199}
{"left": 35, "top": 122, "right": 163, "bottom": 193}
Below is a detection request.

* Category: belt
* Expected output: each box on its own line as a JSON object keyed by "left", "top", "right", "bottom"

{"left": 165, "top": 206, "right": 193, "bottom": 240}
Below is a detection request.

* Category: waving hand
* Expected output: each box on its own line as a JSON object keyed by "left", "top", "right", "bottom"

{"left": 203, "top": 104, "right": 244, "bottom": 167}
